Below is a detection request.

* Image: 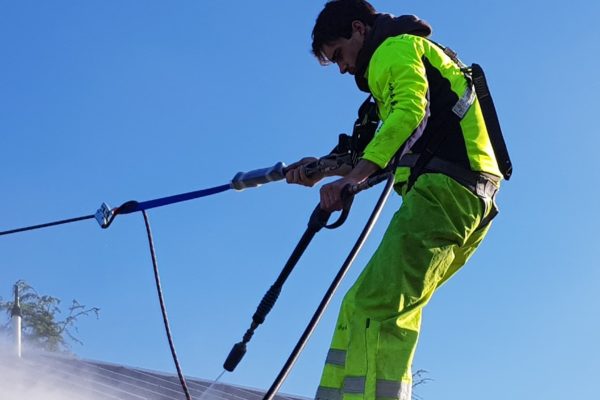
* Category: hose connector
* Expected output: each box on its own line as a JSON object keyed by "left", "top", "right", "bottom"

{"left": 95, "top": 203, "right": 114, "bottom": 228}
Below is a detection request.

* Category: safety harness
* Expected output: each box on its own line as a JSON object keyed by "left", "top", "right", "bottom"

{"left": 318, "top": 44, "right": 512, "bottom": 216}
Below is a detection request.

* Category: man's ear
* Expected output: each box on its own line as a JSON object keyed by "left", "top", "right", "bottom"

{"left": 351, "top": 20, "right": 367, "bottom": 36}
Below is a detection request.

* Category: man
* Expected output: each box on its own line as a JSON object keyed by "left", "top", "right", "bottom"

{"left": 286, "top": 1, "right": 505, "bottom": 399}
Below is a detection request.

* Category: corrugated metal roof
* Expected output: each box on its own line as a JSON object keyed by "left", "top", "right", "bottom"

{"left": 0, "top": 351, "right": 309, "bottom": 400}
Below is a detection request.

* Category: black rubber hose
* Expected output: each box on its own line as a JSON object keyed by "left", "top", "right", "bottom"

{"left": 263, "top": 173, "right": 396, "bottom": 400}
{"left": 142, "top": 211, "right": 192, "bottom": 400}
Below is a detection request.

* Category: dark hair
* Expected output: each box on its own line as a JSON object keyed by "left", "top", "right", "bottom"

{"left": 311, "top": 0, "right": 378, "bottom": 64}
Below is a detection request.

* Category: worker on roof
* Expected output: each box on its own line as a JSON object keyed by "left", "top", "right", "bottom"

{"left": 285, "top": 1, "right": 506, "bottom": 399}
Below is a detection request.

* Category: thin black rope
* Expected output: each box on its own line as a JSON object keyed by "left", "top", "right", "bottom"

{"left": 142, "top": 210, "right": 192, "bottom": 400}
{"left": 0, "top": 214, "right": 94, "bottom": 237}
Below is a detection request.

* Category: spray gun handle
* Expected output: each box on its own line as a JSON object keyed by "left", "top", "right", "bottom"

{"left": 281, "top": 159, "right": 326, "bottom": 181}
{"left": 301, "top": 161, "right": 321, "bottom": 179}
{"left": 348, "top": 171, "right": 391, "bottom": 195}
{"left": 318, "top": 173, "right": 387, "bottom": 230}
{"left": 321, "top": 186, "right": 355, "bottom": 230}
{"left": 302, "top": 155, "right": 351, "bottom": 180}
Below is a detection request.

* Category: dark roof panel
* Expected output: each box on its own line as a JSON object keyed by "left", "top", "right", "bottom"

{"left": 1, "top": 351, "right": 309, "bottom": 400}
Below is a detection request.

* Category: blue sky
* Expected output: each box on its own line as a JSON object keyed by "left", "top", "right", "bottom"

{"left": 1, "top": 1, "right": 599, "bottom": 399}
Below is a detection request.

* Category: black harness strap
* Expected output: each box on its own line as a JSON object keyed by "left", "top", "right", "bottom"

{"left": 470, "top": 63, "right": 513, "bottom": 180}
{"left": 404, "top": 103, "right": 461, "bottom": 191}
{"left": 351, "top": 96, "right": 380, "bottom": 165}
{"left": 398, "top": 154, "right": 499, "bottom": 196}
{"left": 411, "top": 41, "right": 512, "bottom": 183}
{"left": 398, "top": 153, "right": 500, "bottom": 228}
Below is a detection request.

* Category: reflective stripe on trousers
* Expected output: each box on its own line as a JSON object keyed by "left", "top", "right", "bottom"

{"left": 316, "top": 378, "right": 410, "bottom": 400}
{"left": 325, "top": 349, "right": 346, "bottom": 367}
{"left": 315, "top": 174, "right": 496, "bottom": 400}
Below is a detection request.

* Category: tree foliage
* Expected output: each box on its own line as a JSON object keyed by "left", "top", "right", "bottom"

{"left": 412, "top": 369, "right": 433, "bottom": 400}
{"left": 0, "top": 280, "right": 99, "bottom": 352}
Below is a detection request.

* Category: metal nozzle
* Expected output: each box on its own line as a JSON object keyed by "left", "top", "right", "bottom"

{"left": 223, "top": 342, "right": 247, "bottom": 372}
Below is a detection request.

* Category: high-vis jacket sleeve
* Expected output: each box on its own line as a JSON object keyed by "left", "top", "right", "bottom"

{"left": 361, "top": 35, "right": 429, "bottom": 169}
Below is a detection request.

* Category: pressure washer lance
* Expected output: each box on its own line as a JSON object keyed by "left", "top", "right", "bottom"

{"left": 223, "top": 170, "right": 390, "bottom": 373}
{"left": 95, "top": 157, "right": 346, "bottom": 229}
{"left": 94, "top": 161, "right": 290, "bottom": 229}
{"left": 0, "top": 157, "right": 347, "bottom": 237}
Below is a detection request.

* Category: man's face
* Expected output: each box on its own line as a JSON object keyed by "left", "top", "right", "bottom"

{"left": 321, "top": 21, "right": 366, "bottom": 75}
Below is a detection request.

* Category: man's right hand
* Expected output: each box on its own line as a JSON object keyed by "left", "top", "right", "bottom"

{"left": 285, "top": 157, "right": 324, "bottom": 187}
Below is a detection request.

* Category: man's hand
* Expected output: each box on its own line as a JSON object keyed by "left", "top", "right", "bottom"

{"left": 319, "top": 159, "right": 380, "bottom": 212}
{"left": 320, "top": 176, "right": 361, "bottom": 212}
{"left": 285, "top": 157, "right": 324, "bottom": 187}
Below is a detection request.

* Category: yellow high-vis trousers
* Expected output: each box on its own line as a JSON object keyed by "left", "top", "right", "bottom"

{"left": 316, "top": 173, "right": 498, "bottom": 400}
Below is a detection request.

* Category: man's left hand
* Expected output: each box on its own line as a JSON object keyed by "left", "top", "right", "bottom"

{"left": 319, "top": 159, "right": 381, "bottom": 212}
{"left": 319, "top": 176, "right": 361, "bottom": 212}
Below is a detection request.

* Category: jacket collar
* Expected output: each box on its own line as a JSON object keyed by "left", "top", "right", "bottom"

{"left": 354, "top": 14, "right": 432, "bottom": 92}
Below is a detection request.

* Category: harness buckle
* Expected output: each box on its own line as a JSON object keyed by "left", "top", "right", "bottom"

{"left": 475, "top": 179, "right": 486, "bottom": 198}
{"left": 452, "top": 84, "right": 476, "bottom": 119}
{"left": 444, "top": 47, "right": 468, "bottom": 69}
{"left": 475, "top": 176, "right": 499, "bottom": 199}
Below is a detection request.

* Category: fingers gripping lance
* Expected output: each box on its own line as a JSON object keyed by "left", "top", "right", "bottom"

{"left": 230, "top": 156, "right": 350, "bottom": 190}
